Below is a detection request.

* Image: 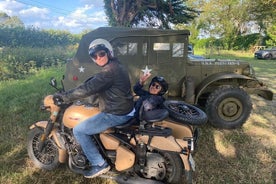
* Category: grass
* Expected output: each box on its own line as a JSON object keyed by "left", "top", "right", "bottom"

{"left": 193, "top": 49, "right": 276, "bottom": 184}
{"left": 0, "top": 52, "right": 275, "bottom": 184}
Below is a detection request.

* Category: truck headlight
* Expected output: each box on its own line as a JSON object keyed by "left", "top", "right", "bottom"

{"left": 243, "top": 65, "right": 255, "bottom": 76}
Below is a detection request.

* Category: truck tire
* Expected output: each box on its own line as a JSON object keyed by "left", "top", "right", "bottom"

{"left": 164, "top": 100, "right": 207, "bottom": 125}
{"left": 205, "top": 86, "right": 252, "bottom": 129}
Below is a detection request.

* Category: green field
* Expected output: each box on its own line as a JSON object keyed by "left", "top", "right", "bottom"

{"left": 0, "top": 54, "right": 275, "bottom": 184}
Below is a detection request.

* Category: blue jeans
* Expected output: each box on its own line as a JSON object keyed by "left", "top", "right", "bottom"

{"left": 73, "top": 112, "right": 132, "bottom": 166}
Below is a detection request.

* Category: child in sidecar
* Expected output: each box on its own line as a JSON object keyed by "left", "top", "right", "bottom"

{"left": 133, "top": 74, "right": 169, "bottom": 121}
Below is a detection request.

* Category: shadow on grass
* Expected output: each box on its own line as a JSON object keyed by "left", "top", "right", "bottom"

{"left": 193, "top": 94, "right": 276, "bottom": 184}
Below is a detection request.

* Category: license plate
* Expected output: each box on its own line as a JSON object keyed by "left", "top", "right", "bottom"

{"left": 189, "top": 154, "right": 195, "bottom": 171}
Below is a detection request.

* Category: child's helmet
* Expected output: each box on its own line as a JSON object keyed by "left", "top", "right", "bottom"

{"left": 149, "top": 76, "right": 168, "bottom": 95}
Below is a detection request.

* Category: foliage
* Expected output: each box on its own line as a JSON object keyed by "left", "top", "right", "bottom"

{"left": 103, "top": 0, "right": 198, "bottom": 28}
{"left": 247, "top": 0, "right": 276, "bottom": 45}
{"left": 0, "top": 12, "right": 24, "bottom": 28}
{"left": 193, "top": 37, "right": 220, "bottom": 49}
{"left": 0, "top": 26, "right": 80, "bottom": 81}
{"left": 266, "top": 24, "right": 276, "bottom": 46}
{"left": 192, "top": 33, "right": 260, "bottom": 51}
{"left": 0, "top": 46, "right": 77, "bottom": 80}
{"left": 184, "top": 0, "right": 276, "bottom": 49}
{"left": 0, "top": 27, "right": 80, "bottom": 48}
{"left": 232, "top": 33, "right": 260, "bottom": 50}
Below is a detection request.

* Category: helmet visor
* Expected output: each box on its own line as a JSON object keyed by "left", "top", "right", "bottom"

{"left": 89, "top": 44, "right": 108, "bottom": 57}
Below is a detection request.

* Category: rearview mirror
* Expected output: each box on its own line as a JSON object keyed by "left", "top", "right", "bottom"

{"left": 50, "top": 77, "right": 57, "bottom": 87}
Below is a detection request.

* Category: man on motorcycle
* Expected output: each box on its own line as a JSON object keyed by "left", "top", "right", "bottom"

{"left": 54, "top": 39, "right": 135, "bottom": 178}
{"left": 133, "top": 74, "right": 169, "bottom": 119}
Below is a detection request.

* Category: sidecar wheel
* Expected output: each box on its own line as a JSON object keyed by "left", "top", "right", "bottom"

{"left": 164, "top": 100, "right": 207, "bottom": 125}
{"left": 27, "top": 127, "right": 60, "bottom": 170}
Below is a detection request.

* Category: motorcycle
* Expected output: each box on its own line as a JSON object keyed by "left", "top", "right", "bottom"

{"left": 27, "top": 78, "right": 207, "bottom": 184}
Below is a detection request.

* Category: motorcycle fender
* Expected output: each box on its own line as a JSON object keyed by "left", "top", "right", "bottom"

{"left": 150, "top": 136, "right": 192, "bottom": 171}
{"left": 154, "top": 120, "right": 193, "bottom": 139}
{"left": 180, "top": 154, "right": 191, "bottom": 171}
{"left": 176, "top": 139, "right": 192, "bottom": 171}
{"left": 150, "top": 136, "right": 183, "bottom": 152}
{"left": 115, "top": 145, "right": 135, "bottom": 171}
{"left": 29, "top": 121, "right": 67, "bottom": 163}
{"left": 29, "top": 121, "right": 48, "bottom": 129}
{"left": 100, "top": 133, "right": 120, "bottom": 150}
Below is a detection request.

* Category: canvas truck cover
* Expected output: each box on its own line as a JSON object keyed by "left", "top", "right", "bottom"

{"left": 63, "top": 27, "right": 191, "bottom": 97}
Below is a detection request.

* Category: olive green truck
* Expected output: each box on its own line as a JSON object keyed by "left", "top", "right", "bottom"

{"left": 62, "top": 27, "right": 273, "bottom": 129}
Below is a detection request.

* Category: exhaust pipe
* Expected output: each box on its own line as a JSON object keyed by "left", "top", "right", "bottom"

{"left": 100, "top": 173, "right": 164, "bottom": 184}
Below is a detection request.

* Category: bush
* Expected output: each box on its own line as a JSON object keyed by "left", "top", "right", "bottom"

{"left": 232, "top": 33, "right": 259, "bottom": 50}
{"left": 193, "top": 34, "right": 261, "bottom": 51}
{"left": 194, "top": 37, "right": 224, "bottom": 49}
{"left": 0, "top": 27, "right": 80, "bottom": 80}
{"left": 0, "top": 27, "right": 80, "bottom": 48}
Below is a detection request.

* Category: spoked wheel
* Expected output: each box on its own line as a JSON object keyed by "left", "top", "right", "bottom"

{"left": 164, "top": 100, "right": 207, "bottom": 125}
{"left": 27, "top": 127, "right": 60, "bottom": 170}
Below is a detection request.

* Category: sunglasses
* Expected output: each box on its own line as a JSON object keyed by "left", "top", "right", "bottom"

{"left": 91, "top": 51, "right": 106, "bottom": 60}
{"left": 151, "top": 82, "right": 161, "bottom": 90}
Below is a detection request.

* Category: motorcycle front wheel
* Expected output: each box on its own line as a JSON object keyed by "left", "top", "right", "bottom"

{"left": 27, "top": 127, "right": 60, "bottom": 170}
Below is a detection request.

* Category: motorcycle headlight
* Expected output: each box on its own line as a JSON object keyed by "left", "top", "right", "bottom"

{"left": 41, "top": 95, "right": 55, "bottom": 111}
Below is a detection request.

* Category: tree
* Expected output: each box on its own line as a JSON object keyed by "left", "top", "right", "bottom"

{"left": 247, "top": 0, "right": 276, "bottom": 45}
{"left": 189, "top": 0, "right": 253, "bottom": 49}
{"left": 183, "top": 0, "right": 276, "bottom": 48}
{"left": 0, "top": 12, "right": 24, "bottom": 28}
{"left": 103, "top": 0, "right": 198, "bottom": 29}
{"left": 266, "top": 24, "right": 276, "bottom": 46}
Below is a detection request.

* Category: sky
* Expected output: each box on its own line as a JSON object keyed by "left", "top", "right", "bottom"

{"left": 0, "top": 0, "right": 109, "bottom": 33}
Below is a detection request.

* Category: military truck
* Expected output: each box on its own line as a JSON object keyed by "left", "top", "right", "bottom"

{"left": 62, "top": 27, "right": 273, "bottom": 129}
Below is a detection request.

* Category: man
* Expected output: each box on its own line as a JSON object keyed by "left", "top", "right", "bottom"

{"left": 55, "top": 38, "right": 134, "bottom": 178}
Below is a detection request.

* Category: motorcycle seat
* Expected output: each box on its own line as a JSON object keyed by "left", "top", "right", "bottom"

{"left": 142, "top": 109, "right": 169, "bottom": 123}
{"left": 115, "top": 108, "right": 169, "bottom": 129}
{"left": 139, "top": 126, "right": 172, "bottom": 136}
{"left": 115, "top": 117, "right": 138, "bottom": 129}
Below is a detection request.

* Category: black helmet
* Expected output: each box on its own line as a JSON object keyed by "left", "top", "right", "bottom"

{"left": 149, "top": 76, "right": 168, "bottom": 95}
{"left": 88, "top": 38, "right": 113, "bottom": 58}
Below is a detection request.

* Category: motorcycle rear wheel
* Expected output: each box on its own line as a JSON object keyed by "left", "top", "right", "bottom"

{"left": 161, "top": 151, "right": 184, "bottom": 184}
{"left": 27, "top": 127, "right": 60, "bottom": 170}
{"left": 142, "top": 151, "right": 184, "bottom": 184}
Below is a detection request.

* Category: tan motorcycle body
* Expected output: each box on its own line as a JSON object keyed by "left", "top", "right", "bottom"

{"left": 30, "top": 95, "right": 194, "bottom": 171}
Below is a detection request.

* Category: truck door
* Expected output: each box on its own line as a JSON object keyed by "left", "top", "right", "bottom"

{"left": 147, "top": 35, "right": 188, "bottom": 96}
{"left": 111, "top": 37, "right": 148, "bottom": 84}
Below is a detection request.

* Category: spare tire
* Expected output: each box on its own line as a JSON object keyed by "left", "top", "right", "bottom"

{"left": 163, "top": 100, "right": 207, "bottom": 125}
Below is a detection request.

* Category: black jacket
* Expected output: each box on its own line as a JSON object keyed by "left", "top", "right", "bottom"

{"left": 61, "top": 59, "right": 134, "bottom": 115}
{"left": 133, "top": 82, "right": 165, "bottom": 119}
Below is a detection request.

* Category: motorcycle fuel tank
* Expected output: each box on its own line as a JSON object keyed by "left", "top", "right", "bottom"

{"left": 62, "top": 104, "right": 100, "bottom": 128}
